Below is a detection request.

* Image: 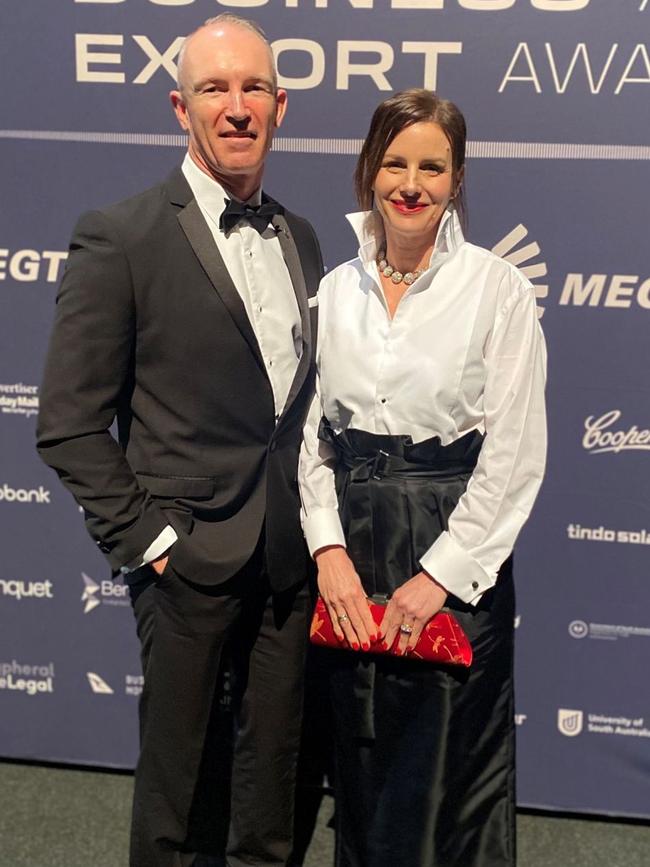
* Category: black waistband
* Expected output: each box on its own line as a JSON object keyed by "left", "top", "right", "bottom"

{"left": 318, "top": 418, "right": 483, "bottom": 480}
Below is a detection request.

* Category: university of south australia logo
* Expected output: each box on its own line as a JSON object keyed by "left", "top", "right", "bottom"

{"left": 558, "top": 708, "right": 584, "bottom": 737}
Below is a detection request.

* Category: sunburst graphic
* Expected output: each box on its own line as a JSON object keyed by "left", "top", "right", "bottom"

{"left": 491, "top": 225, "right": 548, "bottom": 319}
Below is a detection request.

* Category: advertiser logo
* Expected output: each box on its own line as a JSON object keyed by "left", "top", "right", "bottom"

{"left": 558, "top": 708, "right": 650, "bottom": 738}
{"left": 0, "top": 660, "right": 55, "bottom": 696}
{"left": 559, "top": 274, "right": 650, "bottom": 310}
{"left": 0, "top": 578, "right": 54, "bottom": 601}
{"left": 558, "top": 708, "right": 583, "bottom": 737}
{"left": 87, "top": 672, "right": 114, "bottom": 695}
{"left": 0, "top": 248, "right": 67, "bottom": 284}
{"left": 569, "top": 619, "right": 650, "bottom": 641}
{"left": 514, "top": 615, "right": 521, "bottom": 629}
{"left": 567, "top": 523, "right": 650, "bottom": 545}
{"left": 582, "top": 411, "right": 650, "bottom": 455}
{"left": 492, "top": 224, "right": 548, "bottom": 318}
{"left": 80, "top": 572, "right": 129, "bottom": 615}
{"left": 125, "top": 675, "right": 144, "bottom": 697}
{"left": 0, "top": 484, "right": 51, "bottom": 504}
{"left": 515, "top": 714, "right": 528, "bottom": 726}
{"left": 0, "top": 383, "right": 39, "bottom": 419}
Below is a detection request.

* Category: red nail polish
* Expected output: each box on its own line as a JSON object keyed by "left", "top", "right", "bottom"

{"left": 370, "top": 634, "right": 379, "bottom": 643}
{"left": 380, "top": 641, "right": 389, "bottom": 651}
{"left": 362, "top": 642, "right": 369, "bottom": 651}
{"left": 352, "top": 642, "right": 360, "bottom": 651}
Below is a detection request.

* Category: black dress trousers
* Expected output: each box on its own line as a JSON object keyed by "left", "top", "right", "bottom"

{"left": 128, "top": 539, "right": 311, "bottom": 867}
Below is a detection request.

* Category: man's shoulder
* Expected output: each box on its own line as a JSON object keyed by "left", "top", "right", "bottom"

{"left": 99, "top": 167, "right": 186, "bottom": 223}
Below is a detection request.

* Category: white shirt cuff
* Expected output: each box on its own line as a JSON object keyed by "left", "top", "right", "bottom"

{"left": 419, "top": 531, "right": 494, "bottom": 605}
{"left": 303, "top": 508, "right": 346, "bottom": 558}
{"left": 120, "top": 525, "right": 178, "bottom": 574}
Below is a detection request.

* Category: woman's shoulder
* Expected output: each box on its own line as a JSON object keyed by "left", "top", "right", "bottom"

{"left": 318, "top": 256, "right": 366, "bottom": 294}
{"left": 459, "top": 240, "right": 536, "bottom": 302}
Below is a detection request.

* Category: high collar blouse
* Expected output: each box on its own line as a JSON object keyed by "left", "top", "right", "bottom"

{"left": 298, "top": 206, "right": 547, "bottom": 605}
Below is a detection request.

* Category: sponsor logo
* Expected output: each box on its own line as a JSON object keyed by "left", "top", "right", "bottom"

{"left": 582, "top": 411, "right": 650, "bottom": 455}
{"left": 558, "top": 708, "right": 584, "bottom": 737}
{"left": 491, "top": 224, "right": 548, "bottom": 318}
{"left": 569, "top": 619, "right": 650, "bottom": 641}
{"left": 0, "top": 660, "right": 55, "bottom": 696}
{"left": 0, "top": 383, "right": 39, "bottom": 419}
{"left": 514, "top": 615, "right": 522, "bottom": 629}
{"left": 0, "top": 484, "right": 51, "bottom": 504}
{"left": 125, "top": 675, "right": 144, "bottom": 697}
{"left": 0, "top": 248, "right": 67, "bottom": 284}
{"left": 0, "top": 578, "right": 54, "bottom": 601}
{"left": 87, "top": 672, "right": 114, "bottom": 695}
{"left": 559, "top": 273, "right": 650, "bottom": 309}
{"left": 558, "top": 708, "right": 650, "bottom": 738}
{"left": 567, "top": 523, "right": 650, "bottom": 545}
{"left": 515, "top": 714, "right": 528, "bottom": 726}
{"left": 80, "top": 572, "right": 129, "bottom": 615}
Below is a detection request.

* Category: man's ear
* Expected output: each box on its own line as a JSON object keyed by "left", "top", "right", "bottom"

{"left": 274, "top": 88, "right": 288, "bottom": 129}
{"left": 170, "top": 90, "right": 189, "bottom": 131}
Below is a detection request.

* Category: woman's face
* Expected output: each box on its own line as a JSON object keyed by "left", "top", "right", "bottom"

{"left": 372, "top": 121, "right": 458, "bottom": 245}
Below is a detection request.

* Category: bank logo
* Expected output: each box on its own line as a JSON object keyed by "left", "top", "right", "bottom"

{"left": 0, "top": 383, "right": 39, "bottom": 419}
{"left": 558, "top": 708, "right": 583, "bottom": 737}
{"left": 80, "top": 572, "right": 130, "bottom": 614}
{"left": 0, "top": 484, "right": 51, "bottom": 504}
{"left": 0, "top": 578, "right": 54, "bottom": 601}
{"left": 583, "top": 411, "right": 650, "bottom": 455}
{"left": 569, "top": 620, "right": 589, "bottom": 639}
{"left": 492, "top": 224, "right": 548, "bottom": 318}
{"left": 87, "top": 672, "right": 114, "bottom": 695}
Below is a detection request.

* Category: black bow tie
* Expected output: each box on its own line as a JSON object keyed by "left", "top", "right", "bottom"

{"left": 220, "top": 198, "right": 284, "bottom": 234}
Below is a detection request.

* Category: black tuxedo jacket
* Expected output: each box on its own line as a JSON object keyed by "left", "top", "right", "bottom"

{"left": 37, "top": 167, "right": 323, "bottom": 591}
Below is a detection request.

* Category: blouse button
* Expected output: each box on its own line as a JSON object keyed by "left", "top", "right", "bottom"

{"left": 472, "top": 581, "right": 479, "bottom": 590}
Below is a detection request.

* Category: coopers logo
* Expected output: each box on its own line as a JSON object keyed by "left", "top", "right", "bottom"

{"left": 0, "top": 484, "right": 51, "bottom": 504}
{"left": 583, "top": 411, "right": 650, "bottom": 455}
{"left": 0, "top": 579, "right": 53, "bottom": 601}
{"left": 0, "top": 660, "right": 55, "bottom": 696}
{"left": 0, "top": 384, "right": 39, "bottom": 419}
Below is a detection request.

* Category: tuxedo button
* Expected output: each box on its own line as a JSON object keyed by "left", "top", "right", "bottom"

{"left": 269, "top": 441, "right": 277, "bottom": 452}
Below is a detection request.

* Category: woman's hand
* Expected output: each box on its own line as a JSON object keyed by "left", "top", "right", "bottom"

{"left": 314, "top": 546, "right": 377, "bottom": 649}
{"left": 379, "top": 571, "right": 448, "bottom": 655}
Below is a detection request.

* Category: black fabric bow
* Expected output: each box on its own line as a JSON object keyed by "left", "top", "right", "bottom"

{"left": 219, "top": 198, "right": 284, "bottom": 234}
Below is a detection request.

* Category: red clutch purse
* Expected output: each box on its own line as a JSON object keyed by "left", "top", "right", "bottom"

{"left": 309, "top": 596, "right": 472, "bottom": 667}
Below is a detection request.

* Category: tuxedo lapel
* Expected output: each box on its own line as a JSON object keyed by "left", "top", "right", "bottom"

{"left": 273, "top": 212, "right": 312, "bottom": 418}
{"left": 175, "top": 197, "right": 267, "bottom": 376}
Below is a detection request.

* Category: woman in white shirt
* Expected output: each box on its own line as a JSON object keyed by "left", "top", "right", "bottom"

{"left": 298, "top": 89, "right": 546, "bottom": 867}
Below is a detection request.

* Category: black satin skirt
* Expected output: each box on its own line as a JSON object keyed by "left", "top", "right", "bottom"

{"left": 320, "top": 422, "right": 516, "bottom": 867}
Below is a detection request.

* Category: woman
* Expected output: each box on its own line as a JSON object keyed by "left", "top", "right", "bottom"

{"left": 298, "top": 89, "right": 547, "bottom": 867}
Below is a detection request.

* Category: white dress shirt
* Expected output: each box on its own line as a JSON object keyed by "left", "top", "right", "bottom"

{"left": 123, "top": 154, "right": 302, "bottom": 572}
{"left": 298, "top": 206, "right": 547, "bottom": 605}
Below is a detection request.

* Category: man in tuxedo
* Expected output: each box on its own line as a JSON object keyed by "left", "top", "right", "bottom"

{"left": 37, "top": 14, "right": 322, "bottom": 867}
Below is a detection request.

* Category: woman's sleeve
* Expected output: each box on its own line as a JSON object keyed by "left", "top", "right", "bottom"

{"left": 419, "top": 274, "right": 548, "bottom": 605}
{"left": 298, "top": 289, "right": 346, "bottom": 557}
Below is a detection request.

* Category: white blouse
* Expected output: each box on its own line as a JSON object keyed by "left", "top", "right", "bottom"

{"left": 298, "top": 206, "right": 547, "bottom": 606}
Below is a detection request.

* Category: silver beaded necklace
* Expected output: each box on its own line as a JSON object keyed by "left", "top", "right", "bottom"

{"left": 377, "top": 249, "right": 425, "bottom": 286}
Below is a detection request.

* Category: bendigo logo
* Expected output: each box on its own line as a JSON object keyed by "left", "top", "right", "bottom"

{"left": 583, "top": 411, "right": 650, "bottom": 455}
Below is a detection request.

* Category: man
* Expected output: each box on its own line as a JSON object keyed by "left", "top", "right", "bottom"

{"left": 37, "top": 15, "right": 322, "bottom": 867}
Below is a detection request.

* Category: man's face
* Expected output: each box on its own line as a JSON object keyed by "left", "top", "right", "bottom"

{"left": 170, "top": 24, "right": 287, "bottom": 198}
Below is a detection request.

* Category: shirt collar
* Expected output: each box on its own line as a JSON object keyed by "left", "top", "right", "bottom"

{"left": 181, "top": 153, "right": 262, "bottom": 228}
{"left": 346, "top": 204, "right": 465, "bottom": 268}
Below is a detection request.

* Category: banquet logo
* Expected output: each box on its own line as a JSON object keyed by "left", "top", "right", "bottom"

{"left": 491, "top": 224, "right": 547, "bottom": 318}
{"left": 0, "top": 579, "right": 54, "bottom": 601}
{"left": 582, "top": 411, "right": 650, "bottom": 455}
{"left": 0, "top": 383, "right": 39, "bottom": 419}
{"left": 558, "top": 708, "right": 583, "bottom": 737}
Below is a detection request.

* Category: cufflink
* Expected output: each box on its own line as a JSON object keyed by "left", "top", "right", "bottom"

{"left": 472, "top": 581, "right": 479, "bottom": 590}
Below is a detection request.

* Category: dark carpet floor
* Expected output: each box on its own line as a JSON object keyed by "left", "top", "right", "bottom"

{"left": 0, "top": 762, "right": 648, "bottom": 867}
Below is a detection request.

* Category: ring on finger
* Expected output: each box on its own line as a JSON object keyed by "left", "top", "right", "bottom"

{"left": 399, "top": 623, "right": 414, "bottom": 635}
{"left": 337, "top": 613, "right": 350, "bottom": 624}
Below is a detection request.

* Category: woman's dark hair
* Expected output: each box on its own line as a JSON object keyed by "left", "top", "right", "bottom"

{"left": 354, "top": 89, "right": 467, "bottom": 227}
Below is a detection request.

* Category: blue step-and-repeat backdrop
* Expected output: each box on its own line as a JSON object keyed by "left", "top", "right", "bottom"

{"left": 1, "top": 0, "right": 648, "bottom": 819}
